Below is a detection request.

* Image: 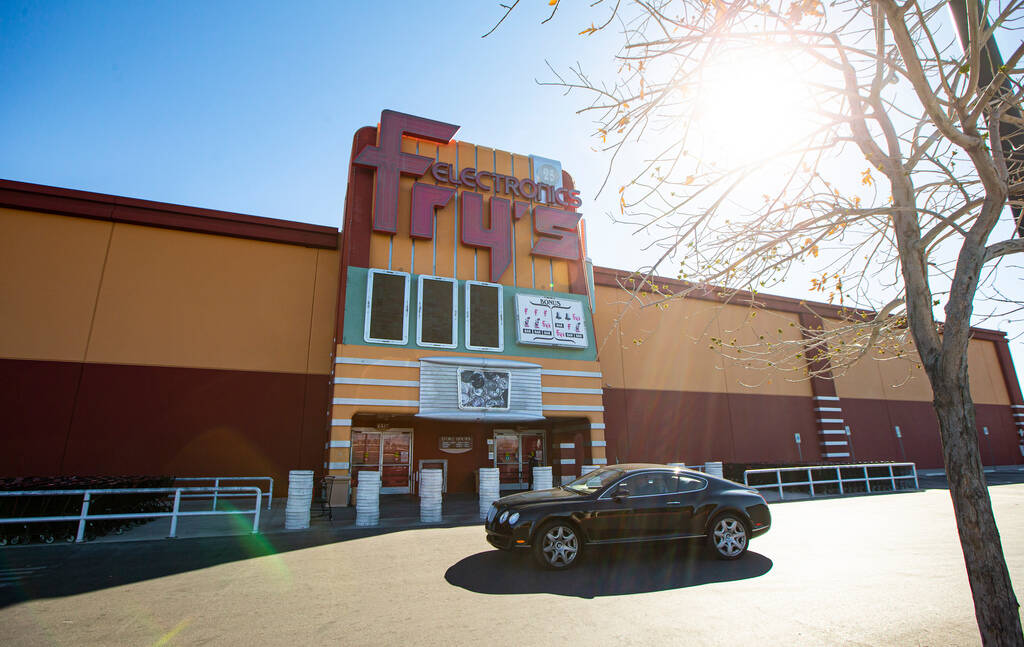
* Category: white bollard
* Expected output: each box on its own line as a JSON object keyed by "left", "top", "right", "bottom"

{"left": 704, "top": 461, "right": 724, "bottom": 478}
{"left": 479, "top": 468, "right": 500, "bottom": 519}
{"left": 285, "top": 470, "right": 314, "bottom": 530}
{"left": 532, "top": 466, "right": 553, "bottom": 491}
{"left": 355, "top": 470, "right": 381, "bottom": 527}
{"left": 419, "top": 469, "right": 443, "bottom": 523}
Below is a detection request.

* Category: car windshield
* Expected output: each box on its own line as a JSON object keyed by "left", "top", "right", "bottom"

{"left": 564, "top": 468, "right": 626, "bottom": 494}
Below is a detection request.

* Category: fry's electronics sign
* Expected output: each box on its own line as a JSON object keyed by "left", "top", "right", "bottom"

{"left": 354, "top": 110, "right": 584, "bottom": 282}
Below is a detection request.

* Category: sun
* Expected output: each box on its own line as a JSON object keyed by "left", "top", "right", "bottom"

{"left": 690, "top": 48, "right": 821, "bottom": 166}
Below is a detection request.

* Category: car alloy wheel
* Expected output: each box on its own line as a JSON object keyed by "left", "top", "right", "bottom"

{"left": 711, "top": 514, "right": 748, "bottom": 560}
{"left": 535, "top": 522, "right": 580, "bottom": 569}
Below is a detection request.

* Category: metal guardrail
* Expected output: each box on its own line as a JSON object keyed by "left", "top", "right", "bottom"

{"left": 743, "top": 463, "right": 919, "bottom": 500}
{"left": 174, "top": 477, "right": 274, "bottom": 510}
{"left": 0, "top": 486, "right": 263, "bottom": 543}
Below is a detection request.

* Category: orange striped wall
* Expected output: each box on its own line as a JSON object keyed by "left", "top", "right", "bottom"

{"left": 325, "top": 343, "right": 607, "bottom": 478}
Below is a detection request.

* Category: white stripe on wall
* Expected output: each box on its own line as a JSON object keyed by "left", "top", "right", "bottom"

{"left": 334, "top": 377, "right": 420, "bottom": 387}
{"left": 333, "top": 398, "right": 420, "bottom": 407}
{"left": 559, "top": 458, "right": 576, "bottom": 464}
{"left": 539, "top": 369, "right": 603, "bottom": 378}
{"left": 590, "top": 423, "right": 606, "bottom": 430}
{"left": 541, "top": 387, "right": 604, "bottom": 395}
{"left": 812, "top": 395, "right": 841, "bottom": 401}
{"left": 824, "top": 453, "right": 850, "bottom": 458}
{"left": 1012, "top": 404, "right": 1024, "bottom": 409}
{"left": 331, "top": 419, "right": 353, "bottom": 427}
{"left": 328, "top": 462, "right": 350, "bottom": 470}
{"left": 814, "top": 407, "right": 842, "bottom": 412}
{"left": 592, "top": 458, "right": 608, "bottom": 465}
{"left": 328, "top": 440, "right": 351, "bottom": 448}
{"left": 591, "top": 440, "right": 606, "bottom": 447}
{"left": 822, "top": 441, "right": 848, "bottom": 446}
{"left": 336, "top": 357, "right": 419, "bottom": 368}
{"left": 543, "top": 405, "right": 605, "bottom": 412}
{"left": 558, "top": 443, "right": 575, "bottom": 449}
{"left": 819, "top": 429, "right": 848, "bottom": 435}
{"left": 818, "top": 418, "right": 845, "bottom": 424}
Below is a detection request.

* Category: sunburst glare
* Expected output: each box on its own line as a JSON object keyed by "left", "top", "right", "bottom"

{"left": 690, "top": 48, "right": 821, "bottom": 166}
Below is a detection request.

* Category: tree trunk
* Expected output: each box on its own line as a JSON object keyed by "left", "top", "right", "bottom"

{"left": 931, "top": 369, "right": 1024, "bottom": 645}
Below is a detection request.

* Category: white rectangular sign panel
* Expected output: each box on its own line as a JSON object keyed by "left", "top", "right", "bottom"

{"left": 515, "top": 294, "right": 588, "bottom": 349}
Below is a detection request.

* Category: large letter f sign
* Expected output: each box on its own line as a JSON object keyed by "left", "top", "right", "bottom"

{"left": 353, "top": 110, "right": 459, "bottom": 234}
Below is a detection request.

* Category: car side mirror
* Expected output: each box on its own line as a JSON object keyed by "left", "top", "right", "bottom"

{"left": 612, "top": 484, "right": 630, "bottom": 502}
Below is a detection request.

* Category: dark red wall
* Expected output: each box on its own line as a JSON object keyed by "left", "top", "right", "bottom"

{"left": 603, "top": 389, "right": 818, "bottom": 466}
{"left": 603, "top": 388, "right": 1022, "bottom": 469}
{"left": 0, "top": 359, "right": 82, "bottom": 475}
{"left": 0, "top": 358, "right": 329, "bottom": 489}
{"left": 409, "top": 420, "right": 494, "bottom": 494}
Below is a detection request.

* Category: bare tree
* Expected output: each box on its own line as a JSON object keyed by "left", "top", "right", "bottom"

{"left": 491, "top": 0, "right": 1024, "bottom": 643}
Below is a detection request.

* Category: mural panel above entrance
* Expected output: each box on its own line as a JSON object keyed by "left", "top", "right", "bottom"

{"left": 417, "top": 356, "right": 543, "bottom": 422}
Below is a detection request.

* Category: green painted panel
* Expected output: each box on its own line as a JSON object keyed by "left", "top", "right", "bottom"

{"left": 342, "top": 266, "right": 598, "bottom": 362}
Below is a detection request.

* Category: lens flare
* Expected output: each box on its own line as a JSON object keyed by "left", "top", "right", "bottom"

{"left": 691, "top": 48, "right": 819, "bottom": 165}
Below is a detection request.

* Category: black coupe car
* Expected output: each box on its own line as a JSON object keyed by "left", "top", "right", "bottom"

{"left": 485, "top": 464, "right": 771, "bottom": 569}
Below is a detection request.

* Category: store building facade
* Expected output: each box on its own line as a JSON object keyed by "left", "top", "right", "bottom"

{"left": 328, "top": 111, "right": 606, "bottom": 494}
{"left": 1, "top": 109, "right": 1022, "bottom": 490}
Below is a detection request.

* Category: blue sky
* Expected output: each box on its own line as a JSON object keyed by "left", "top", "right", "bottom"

{"left": 3, "top": 1, "right": 1023, "bottom": 367}
{"left": 0, "top": 2, "right": 614, "bottom": 230}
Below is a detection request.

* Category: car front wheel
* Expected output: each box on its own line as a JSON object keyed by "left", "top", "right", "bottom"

{"left": 709, "top": 513, "right": 749, "bottom": 560}
{"left": 533, "top": 521, "right": 582, "bottom": 569}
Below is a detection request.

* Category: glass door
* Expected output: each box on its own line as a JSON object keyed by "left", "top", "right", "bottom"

{"left": 494, "top": 432, "right": 523, "bottom": 489}
{"left": 494, "top": 430, "right": 545, "bottom": 490}
{"left": 351, "top": 429, "right": 382, "bottom": 488}
{"left": 351, "top": 428, "right": 413, "bottom": 494}
{"left": 381, "top": 430, "right": 412, "bottom": 493}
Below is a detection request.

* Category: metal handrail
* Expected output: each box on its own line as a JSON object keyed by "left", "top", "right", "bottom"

{"left": 0, "top": 486, "right": 263, "bottom": 542}
{"left": 743, "top": 462, "right": 919, "bottom": 500}
{"left": 174, "top": 477, "right": 274, "bottom": 510}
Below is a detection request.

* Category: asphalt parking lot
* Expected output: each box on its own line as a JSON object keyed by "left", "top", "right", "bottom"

{"left": 2, "top": 476, "right": 1023, "bottom": 646}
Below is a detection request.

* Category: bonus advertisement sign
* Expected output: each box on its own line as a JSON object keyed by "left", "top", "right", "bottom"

{"left": 515, "top": 294, "right": 588, "bottom": 349}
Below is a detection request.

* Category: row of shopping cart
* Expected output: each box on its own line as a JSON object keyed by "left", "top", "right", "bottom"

{"left": 0, "top": 476, "right": 174, "bottom": 545}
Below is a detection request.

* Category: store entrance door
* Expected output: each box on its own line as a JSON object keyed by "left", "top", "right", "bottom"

{"left": 494, "top": 430, "right": 545, "bottom": 490}
{"left": 351, "top": 428, "right": 413, "bottom": 494}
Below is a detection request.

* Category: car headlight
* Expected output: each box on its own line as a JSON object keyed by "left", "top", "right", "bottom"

{"left": 508, "top": 512, "right": 520, "bottom": 525}
{"left": 499, "top": 510, "right": 510, "bottom": 524}
{"left": 487, "top": 505, "right": 497, "bottom": 523}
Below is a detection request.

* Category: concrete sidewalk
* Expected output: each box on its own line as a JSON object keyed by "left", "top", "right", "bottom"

{"left": 22, "top": 466, "right": 1024, "bottom": 545}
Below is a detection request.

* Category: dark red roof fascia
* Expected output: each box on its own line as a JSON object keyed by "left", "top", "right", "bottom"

{"left": 0, "top": 178, "right": 339, "bottom": 250}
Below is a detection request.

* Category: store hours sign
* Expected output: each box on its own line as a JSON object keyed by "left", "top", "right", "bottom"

{"left": 515, "top": 294, "right": 588, "bottom": 349}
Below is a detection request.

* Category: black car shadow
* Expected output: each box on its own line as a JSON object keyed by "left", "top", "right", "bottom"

{"left": 445, "top": 542, "right": 773, "bottom": 598}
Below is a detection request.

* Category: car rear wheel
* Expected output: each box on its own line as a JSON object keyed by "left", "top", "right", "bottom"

{"left": 709, "top": 513, "right": 749, "bottom": 560}
{"left": 533, "top": 521, "right": 582, "bottom": 569}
